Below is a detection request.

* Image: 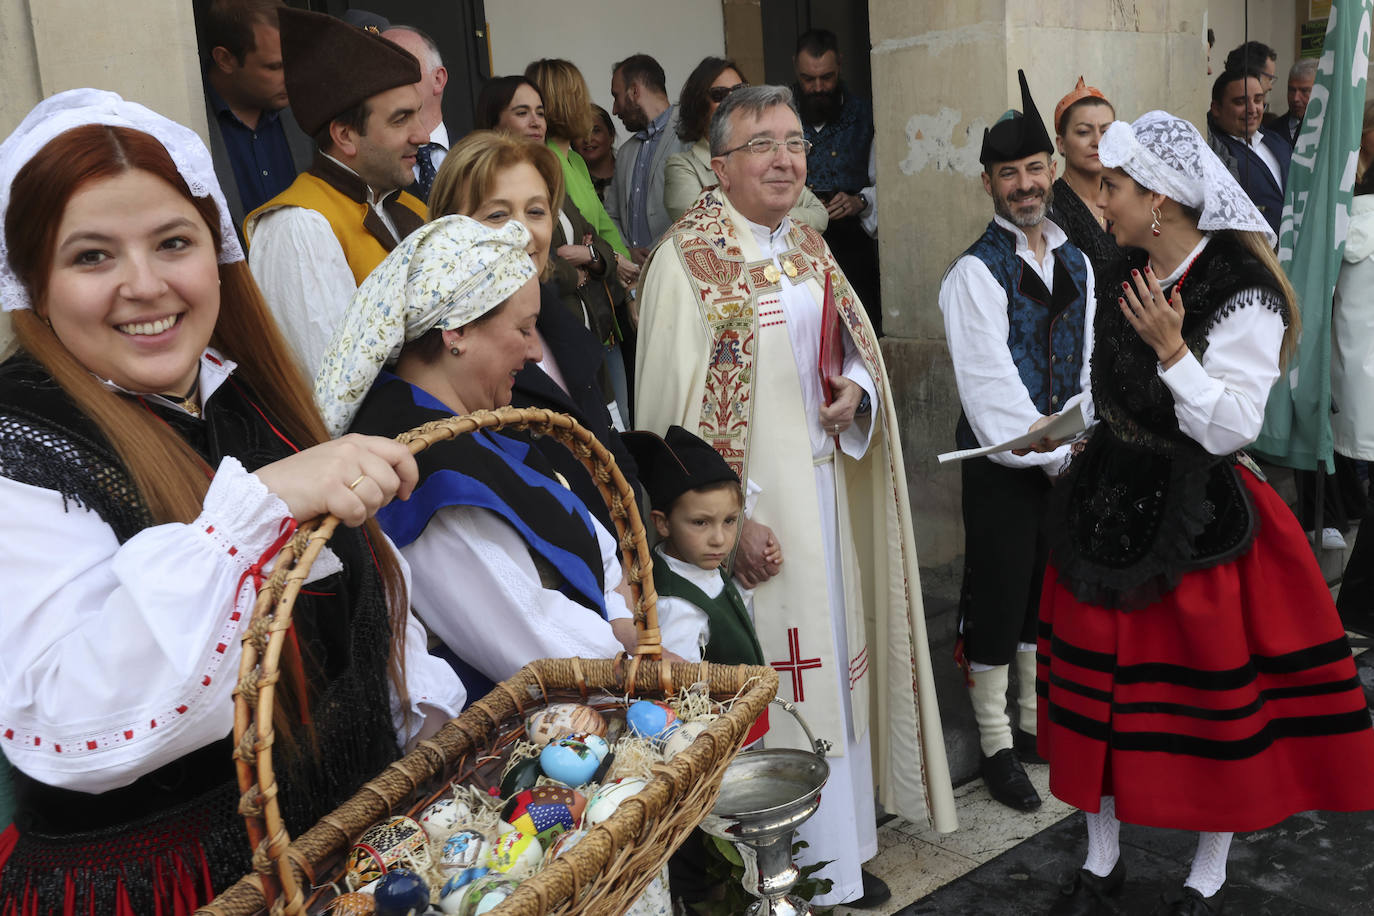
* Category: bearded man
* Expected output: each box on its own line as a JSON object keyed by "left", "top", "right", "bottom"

{"left": 937, "top": 70, "right": 1095, "bottom": 814}
{"left": 792, "top": 29, "right": 882, "bottom": 335}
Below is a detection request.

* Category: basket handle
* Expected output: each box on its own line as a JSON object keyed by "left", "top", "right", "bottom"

{"left": 231, "top": 406, "right": 660, "bottom": 915}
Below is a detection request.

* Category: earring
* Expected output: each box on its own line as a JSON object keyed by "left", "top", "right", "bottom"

{"left": 1151, "top": 207, "right": 1162, "bottom": 237}
{"left": 449, "top": 345, "right": 462, "bottom": 357}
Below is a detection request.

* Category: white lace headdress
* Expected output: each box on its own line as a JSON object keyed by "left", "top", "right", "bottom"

{"left": 0, "top": 88, "right": 244, "bottom": 313}
{"left": 1098, "top": 110, "right": 1276, "bottom": 247}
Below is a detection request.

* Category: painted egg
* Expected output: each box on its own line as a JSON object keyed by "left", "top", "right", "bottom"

{"left": 525, "top": 703, "right": 607, "bottom": 745}
{"left": 585, "top": 776, "right": 648, "bottom": 825}
{"left": 485, "top": 829, "right": 543, "bottom": 881}
{"left": 454, "top": 875, "right": 519, "bottom": 916}
{"left": 373, "top": 868, "right": 429, "bottom": 916}
{"left": 663, "top": 720, "right": 711, "bottom": 760}
{"left": 439, "top": 829, "right": 489, "bottom": 872}
{"left": 418, "top": 797, "right": 473, "bottom": 842}
{"left": 346, "top": 816, "right": 427, "bottom": 886}
{"left": 499, "top": 786, "right": 587, "bottom": 846}
{"left": 499, "top": 756, "right": 543, "bottom": 797}
{"left": 541, "top": 827, "right": 587, "bottom": 866}
{"left": 626, "top": 700, "right": 679, "bottom": 740}
{"left": 539, "top": 735, "right": 605, "bottom": 786}
{"left": 436, "top": 868, "right": 489, "bottom": 914}
{"left": 327, "top": 893, "right": 376, "bottom": 916}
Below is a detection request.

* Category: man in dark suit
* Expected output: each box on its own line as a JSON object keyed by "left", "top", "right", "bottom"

{"left": 1269, "top": 58, "right": 1317, "bottom": 147}
{"left": 199, "top": 0, "right": 312, "bottom": 237}
{"left": 1206, "top": 68, "right": 1291, "bottom": 239}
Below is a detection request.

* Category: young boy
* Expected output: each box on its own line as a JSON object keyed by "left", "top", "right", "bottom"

{"left": 622, "top": 426, "right": 767, "bottom": 665}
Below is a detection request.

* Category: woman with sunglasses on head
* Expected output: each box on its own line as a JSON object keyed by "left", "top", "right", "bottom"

{"left": 664, "top": 56, "right": 829, "bottom": 229}
{"left": 1037, "top": 111, "right": 1374, "bottom": 916}
{"left": 0, "top": 90, "right": 463, "bottom": 913}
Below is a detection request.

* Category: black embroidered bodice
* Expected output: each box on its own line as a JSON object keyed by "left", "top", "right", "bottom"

{"left": 0, "top": 354, "right": 400, "bottom": 910}
{"left": 1047, "top": 235, "right": 1290, "bottom": 609}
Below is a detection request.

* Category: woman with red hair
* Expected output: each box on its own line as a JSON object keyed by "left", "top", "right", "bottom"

{"left": 0, "top": 89, "right": 463, "bottom": 913}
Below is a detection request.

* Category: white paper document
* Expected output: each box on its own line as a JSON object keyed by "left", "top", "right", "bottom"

{"left": 936, "top": 407, "right": 1088, "bottom": 464}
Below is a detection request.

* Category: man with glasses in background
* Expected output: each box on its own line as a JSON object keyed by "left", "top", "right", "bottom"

{"left": 635, "top": 84, "right": 957, "bottom": 910}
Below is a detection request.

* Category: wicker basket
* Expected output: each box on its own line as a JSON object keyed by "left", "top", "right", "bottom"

{"left": 197, "top": 407, "right": 777, "bottom": 916}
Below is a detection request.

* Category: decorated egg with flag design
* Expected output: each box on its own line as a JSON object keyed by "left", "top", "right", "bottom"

{"left": 485, "top": 829, "right": 543, "bottom": 881}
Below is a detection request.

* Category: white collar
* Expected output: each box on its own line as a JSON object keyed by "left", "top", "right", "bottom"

{"left": 741, "top": 211, "right": 793, "bottom": 250}
{"left": 95, "top": 347, "right": 237, "bottom": 417}
{"left": 323, "top": 152, "right": 398, "bottom": 208}
{"left": 655, "top": 544, "right": 726, "bottom": 596}
{"left": 430, "top": 122, "right": 450, "bottom": 148}
{"left": 992, "top": 213, "right": 1068, "bottom": 257}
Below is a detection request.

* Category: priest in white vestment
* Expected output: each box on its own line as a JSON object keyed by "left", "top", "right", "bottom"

{"left": 634, "top": 85, "right": 957, "bottom": 908}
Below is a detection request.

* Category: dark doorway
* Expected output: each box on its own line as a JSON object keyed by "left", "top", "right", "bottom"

{"left": 312, "top": 1, "right": 491, "bottom": 138}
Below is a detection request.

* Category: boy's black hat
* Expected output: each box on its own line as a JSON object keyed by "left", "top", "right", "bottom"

{"left": 621, "top": 426, "right": 740, "bottom": 511}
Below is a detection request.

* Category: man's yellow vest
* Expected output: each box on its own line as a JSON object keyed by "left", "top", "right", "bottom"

{"left": 244, "top": 172, "right": 427, "bottom": 284}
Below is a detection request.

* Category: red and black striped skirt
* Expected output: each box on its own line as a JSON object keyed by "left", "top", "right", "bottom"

{"left": 1037, "top": 467, "right": 1374, "bottom": 832}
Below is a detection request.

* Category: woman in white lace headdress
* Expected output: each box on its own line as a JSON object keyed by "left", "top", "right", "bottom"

{"left": 0, "top": 90, "right": 463, "bottom": 913}
{"left": 1033, "top": 111, "right": 1374, "bottom": 915}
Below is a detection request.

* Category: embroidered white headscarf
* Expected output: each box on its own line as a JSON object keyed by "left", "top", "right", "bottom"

{"left": 0, "top": 89, "right": 243, "bottom": 313}
{"left": 314, "top": 214, "right": 536, "bottom": 437}
{"left": 1098, "top": 110, "right": 1277, "bottom": 247}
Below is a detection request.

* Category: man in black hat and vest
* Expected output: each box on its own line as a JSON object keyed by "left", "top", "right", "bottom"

{"left": 937, "top": 70, "right": 1096, "bottom": 812}
{"left": 244, "top": 7, "right": 429, "bottom": 376}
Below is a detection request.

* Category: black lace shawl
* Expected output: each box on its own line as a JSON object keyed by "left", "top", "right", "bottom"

{"left": 0, "top": 355, "right": 400, "bottom": 911}
{"left": 1046, "top": 235, "right": 1290, "bottom": 609}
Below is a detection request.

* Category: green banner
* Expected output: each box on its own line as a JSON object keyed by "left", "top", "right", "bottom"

{"left": 1253, "top": 0, "right": 1372, "bottom": 471}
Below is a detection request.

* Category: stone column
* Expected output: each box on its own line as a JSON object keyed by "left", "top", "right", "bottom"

{"left": 870, "top": 0, "right": 1209, "bottom": 602}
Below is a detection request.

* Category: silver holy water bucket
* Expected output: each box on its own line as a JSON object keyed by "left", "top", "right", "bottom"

{"left": 699, "top": 698, "right": 833, "bottom": 916}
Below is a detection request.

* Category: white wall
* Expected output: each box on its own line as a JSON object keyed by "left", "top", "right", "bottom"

{"left": 484, "top": 0, "right": 725, "bottom": 146}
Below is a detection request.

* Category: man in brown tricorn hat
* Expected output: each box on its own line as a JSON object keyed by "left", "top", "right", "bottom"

{"left": 244, "top": 7, "right": 430, "bottom": 375}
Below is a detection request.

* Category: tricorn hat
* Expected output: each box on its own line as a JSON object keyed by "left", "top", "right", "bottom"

{"left": 279, "top": 8, "right": 420, "bottom": 138}
{"left": 979, "top": 69, "right": 1054, "bottom": 166}
{"left": 621, "top": 427, "right": 740, "bottom": 512}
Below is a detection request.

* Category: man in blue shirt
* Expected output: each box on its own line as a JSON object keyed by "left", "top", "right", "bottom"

{"left": 200, "top": 0, "right": 312, "bottom": 236}
{"left": 793, "top": 29, "right": 882, "bottom": 335}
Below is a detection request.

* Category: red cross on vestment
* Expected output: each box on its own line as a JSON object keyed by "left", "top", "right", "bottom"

{"left": 771, "top": 627, "right": 823, "bottom": 702}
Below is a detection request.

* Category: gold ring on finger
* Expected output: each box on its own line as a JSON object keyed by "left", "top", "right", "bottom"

{"left": 348, "top": 474, "right": 368, "bottom": 490}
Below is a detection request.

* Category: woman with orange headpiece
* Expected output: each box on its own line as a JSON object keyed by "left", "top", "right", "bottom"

{"left": 1047, "top": 77, "right": 1136, "bottom": 296}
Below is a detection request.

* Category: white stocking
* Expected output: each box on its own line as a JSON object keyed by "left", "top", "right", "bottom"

{"left": 1083, "top": 796, "right": 1120, "bottom": 878}
{"left": 1185, "top": 831, "right": 1232, "bottom": 898}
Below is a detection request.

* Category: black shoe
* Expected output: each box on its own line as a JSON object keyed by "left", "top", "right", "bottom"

{"left": 845, "top": 870, "right": 892, "bottom": 909}
{"left": 1152, "top": 885, "right": 1226, "bottom": 915}
{"left": 1049, "top": 859, "right": 1126, "bottom": 915}
{"left": 981, "top": 747, "right": 1042, "bottom": 811}
{"left": 1015, "top": 729, "right": 1048, "bottom": 765}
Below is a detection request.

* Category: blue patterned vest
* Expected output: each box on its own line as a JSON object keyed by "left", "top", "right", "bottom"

{"left": 954, "top": 221, "right": 1090, "bottom": 449}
